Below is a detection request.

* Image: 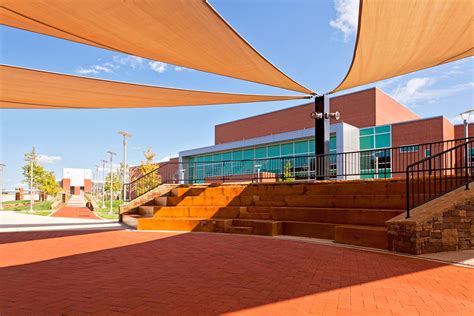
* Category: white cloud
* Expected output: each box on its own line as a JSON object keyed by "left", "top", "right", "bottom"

{"left": 112, "top": 55, "right": 144, "bottom": 69}
{"left": 149, "top": 61, "right": 167, "bottom": 73}
{"left": 329, "top": 0, "right": 359, "bottom": 42}
{"left": 392, "top": 77, "right": 473, "bottom": 105}
{"left": 37, "top": 154, "right": 62, "bottom": 164}
{"left": 75, "top": 64, "right": 114, "bottom": 75}
{"left": 174, "top": 66, "right": 184, "bottom": 71}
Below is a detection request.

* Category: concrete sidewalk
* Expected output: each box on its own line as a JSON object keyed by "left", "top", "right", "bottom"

{"left": 0, "top": 211, "right": 125, "bottom": 232}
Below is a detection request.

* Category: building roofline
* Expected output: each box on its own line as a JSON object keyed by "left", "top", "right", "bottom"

{"left": 391, "top": 115, "right": 445, "bottom": 126}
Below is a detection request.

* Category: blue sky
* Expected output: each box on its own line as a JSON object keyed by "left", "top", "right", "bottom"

{"left": 0, "top": 0, "right": 472, "bottom": 189}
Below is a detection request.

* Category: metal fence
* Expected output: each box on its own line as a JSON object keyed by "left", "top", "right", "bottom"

{"left": 124, "top": 137, "right": 473, "bottom": 201}
{"left": 406, "top": 138, "right": 473, "bottom": 218}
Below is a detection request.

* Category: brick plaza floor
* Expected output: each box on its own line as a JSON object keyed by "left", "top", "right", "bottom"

{"left": 50, "top": 206, "right": 101, "bottom": 220}
{"left": 0, "top": 230, "right": 473, "bottom": 315}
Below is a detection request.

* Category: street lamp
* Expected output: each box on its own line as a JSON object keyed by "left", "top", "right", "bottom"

{"left": 0, "top": 163, "right": 5, "bottom": 210}
{"left": 460, "top": 109, "right": 473, "bottom": 140}
{"left": 101, "top": 159, "right": 107, "bottom": 208}
{"left": 29, "top": 154, "right": 35, "bottom": 213}
{"left": 95, "top": 164, "right": 100, "bottom": 196}
{"left": 254, "top": 164, "right": 262, "bottom": 183}
{"left": 118, "top": 131, "right": 132, "bottom": 201}
{"left": 107, "top": 151, "right": 117, "bottom": 214}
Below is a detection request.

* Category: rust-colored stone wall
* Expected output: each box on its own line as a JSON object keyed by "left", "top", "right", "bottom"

{"left": 454, "top": 123, "right": 474, "bottom": 139}
{"left": 387, "top": 186, "right": 474, "bottom": 254}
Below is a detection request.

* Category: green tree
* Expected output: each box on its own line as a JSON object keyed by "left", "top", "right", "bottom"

{"left": 105, "top": 171, "right": 123, "bottom": 197}
{"left": 39, "top": 170, "right": 61, "bottom": 197}
{"left": 281, "top": 161, "right": 295, "bottom": 182}
{"left": 22, "top": 147, "right": 45, "bottom": 188}
{"left": 22, "top": 147, "right": 61, "bottom": 199}
{"left": 130, "top": 147, "right": 162, "bottom": 196}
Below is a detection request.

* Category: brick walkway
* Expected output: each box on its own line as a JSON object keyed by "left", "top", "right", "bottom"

{"left": 0, "top": 231, "right": 472, "bottom": 315}
{"left": 50, "top": 206, "right": 101, "bottom": 220}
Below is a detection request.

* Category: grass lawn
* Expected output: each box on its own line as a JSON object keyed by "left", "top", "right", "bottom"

{"left": 3, "top": 200, "right": 53, "bottom": 211}
{"left": 94, "top": 212, "right": 119, "bottom": 220}
{"left": 96, "top": 200, "right": 123, "bottom": 213}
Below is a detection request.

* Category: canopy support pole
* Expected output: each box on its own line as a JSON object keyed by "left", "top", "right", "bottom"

{"left": 313, "top": 95, "right": 330, "bottom": 180}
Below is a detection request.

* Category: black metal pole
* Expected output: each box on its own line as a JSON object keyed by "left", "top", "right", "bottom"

{"left": 314, "top": 95, "right": 330, "bottom": 180}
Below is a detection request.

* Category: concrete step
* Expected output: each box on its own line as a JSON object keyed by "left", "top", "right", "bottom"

{"left": 137, "top": 217, "right": 232, "bottom": 232}
{"left": 282, "top": 221, "right": 337, "bottom": 239}
{"left": 170, "top": 186, "right": 209, "bottom": 197}
{"left": 334, "top": 225, "right": 388, "bottom": 249}
{"left": 232, "top": 219, "right": 281, "bottom": 236}
{"left": 266, "top": 207, "right": 404, "bottom": 226}
{"left": 139, "top": 206, "right": 242, "bottom": 218}
{"left": 225, "top": 226, "right": 254, "bottom": 235}
{"left": 122, "top": 214, "right": 141, "bottom": 229}
{"left": 238, "top": 212, "right": 271, "bottom": 220}
{"left": 154, "top": 195, "right": 239, "bottom": 207}
{"left": 283, "top": 195, "right": 406, "bottom": 209}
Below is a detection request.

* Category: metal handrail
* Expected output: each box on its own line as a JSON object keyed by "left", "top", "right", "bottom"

{"left": 123, "top": 136, "right": 474, "bottom": 202}
{"left": 405, "top": 138, "right": 472, "bottom": 218}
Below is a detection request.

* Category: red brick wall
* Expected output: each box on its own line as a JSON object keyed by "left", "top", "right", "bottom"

{"left": 84, "top": 179, "right": 92, "bottom": 193}
{"left": 129, "top": 158, "right": 179, "bottom": 183}
{"left": 215, "top": 88, "right": 418, "bottom": 144}
{"left": 375, "top": 89, "right": 420, "bottom": 126}
{"left": 454, "top": 124, "right": 473, "bottom": 139}
{"left": 73, "top": 186, "right": 80, "bottom": 195}
{"left": 62, "top": 178, "right": 70, "bottom": 192}
{"left": 391, "top": 117, "right": 455, "bottom": 176}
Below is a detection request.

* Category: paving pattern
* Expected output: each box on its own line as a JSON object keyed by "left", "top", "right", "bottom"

{"left": 0, "top": 230, "right": 473, "bottom": 315}
{"left": 50, "top": 206, "right": 101, "bottom": 220}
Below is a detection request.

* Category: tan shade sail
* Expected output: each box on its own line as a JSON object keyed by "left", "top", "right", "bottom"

{"left": 333, "top": 0, "right": 473, "bottom": 93}
{"left": 0, "top": 0, "right": 314, "bottom": 95}
{"left": 0, "top": 65, "right": 310, "bottom": 109}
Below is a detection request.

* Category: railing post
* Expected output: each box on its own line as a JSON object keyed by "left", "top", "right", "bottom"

{"left": 406, "top": 168, "right": 410, "bottom": 218}
{"left": 465, "top": 142, "right": 470, "bottom": 190}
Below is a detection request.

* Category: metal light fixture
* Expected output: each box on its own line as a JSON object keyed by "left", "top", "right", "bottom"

{"left": 460, "top": 109, "right": 473, "bottom": 139}
{"left": 107, "top": 151, "right": 117, "bottom": 214}
{"left": 118, "top": 131, "right": 132, "bottom": 201}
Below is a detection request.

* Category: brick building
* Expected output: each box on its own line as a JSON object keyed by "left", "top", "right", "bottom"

{"left": 61, "top": 168, "right": 92, "bottom": 195}
{"left": 178, "top": 87, "right": 468, "bottom": 182}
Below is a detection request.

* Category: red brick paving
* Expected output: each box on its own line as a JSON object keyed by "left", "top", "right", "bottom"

{"left": 0, "top": 230, "right": 473, "bottom": 315}
{"left": 50, "top": 206, "right": 101, "bottom": 220}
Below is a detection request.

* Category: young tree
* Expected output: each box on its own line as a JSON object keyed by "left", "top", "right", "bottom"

{"left": 22, "top": 147, "right": 45, "bottom": 189}
{"left": 105, "top": 171, "right": 123, "bottom": 197}
{"left": 22, "top": 147, "right": 61, "bottom": 200}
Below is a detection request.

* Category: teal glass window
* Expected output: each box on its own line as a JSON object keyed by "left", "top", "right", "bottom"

{"left": 222, "top": 152, "right": 232, "bottom": 161}
{"left": 255, "top": 147, "right": 266, "bottom": 158}
{"left": 360, "top": 136, "right": 374, "bottom": 150}
{"left": 267, "top": 145, "right": 280, "bottom": 157}
{"left": 308, "top": 139, "right": 315, "bottom": 153}
{"left": 400, "top": 145, "right": 419, "bottom": 153}
{"left": 329, "top": 135, "right": 337, "bottom": 152}
{"left": 213, "top": 153, "right": 222, "bottom": 162}
{"left": 294, "top": 140, "right": 308, "bottom": 154}
{"left": 281, "top": 143, "right": 293, "bottom": 156}
{"left": 375, "top": 125, "right": 390, "bottom": 134}
{"left": 203, "top": 155, "right": 212, "bottom": 162}
{"left": 232, "top": 150, "right": 242, "bottom": 160}
{"left": 425, "top": 149, "right": 431, "bottom": 157}
{"left": 243, "top": 149, "right": 254, "bottom": 160}
{"left": 375, "top": 133, "right": 391, "bottom": 148}
{"left": 360, "top": 127, "right": 374, "bottom": 136}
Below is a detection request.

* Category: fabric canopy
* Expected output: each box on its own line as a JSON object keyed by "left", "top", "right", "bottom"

{"left": 0, "top": 0, "right": 314, "bottom": 95}
{"left": 0, "top": 65, "right": 310, "bottom": 109}
{"left": 332, "top": 0, "right": 473, "bottom": 93}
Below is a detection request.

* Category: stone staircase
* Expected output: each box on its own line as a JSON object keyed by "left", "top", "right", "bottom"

{"left": 122, "top": 180, "right": 409, "bottom": 249}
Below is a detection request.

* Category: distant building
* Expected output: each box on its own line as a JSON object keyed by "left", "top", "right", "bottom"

{"left": 61, "top": 168, "right": 92, "bottom": 195}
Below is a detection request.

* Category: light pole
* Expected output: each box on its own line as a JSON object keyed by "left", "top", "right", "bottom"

{"left": 118, "top": 131, "right": 132, "bottom": 201}
{"left": 107, "top": 151, "right": 117, "bottom": 214}
{"left": 95, "top": 164, "right": 100, "bottom": 196}
{"left": 101, "top": 159, "right": 107, "bottom": 208}
{"left": 460, "top": 109, "right": 473, "bottom": 140}
{"left": 29, "top": 154, "right": 34, "bottom": 212}
{"left": 0, "top": 163, "right": 5, "bottom": 210}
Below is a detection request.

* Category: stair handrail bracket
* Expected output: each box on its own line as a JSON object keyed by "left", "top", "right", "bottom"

{"left": 406, "top": 138, "right": 473, "bottom": 218}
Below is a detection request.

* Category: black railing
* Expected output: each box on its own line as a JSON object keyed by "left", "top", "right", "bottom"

{"left": 406, "top": 138, "right": 473, "bottom": 218}
{"left": 124, "top": 137, "right": 473, "bottom": 202}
